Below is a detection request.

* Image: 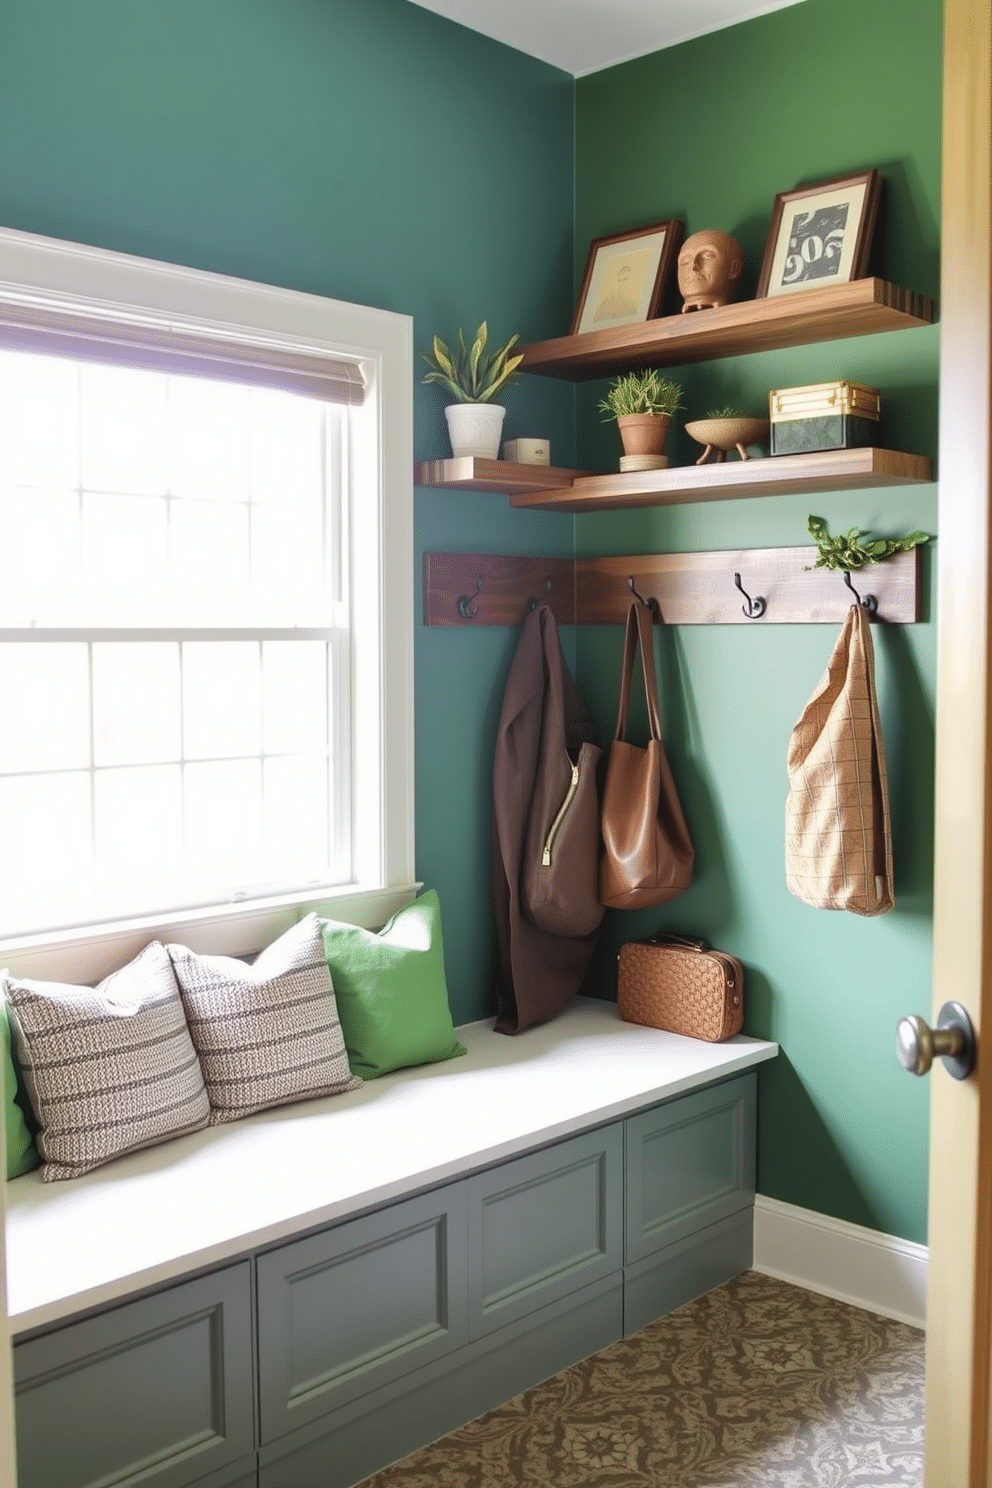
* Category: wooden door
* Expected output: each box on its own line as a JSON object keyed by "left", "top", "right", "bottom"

{"left": 926, "top": 0, "right": 992, "bottom": 1481}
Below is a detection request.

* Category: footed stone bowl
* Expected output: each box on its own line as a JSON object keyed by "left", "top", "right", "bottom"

{"left": 685, "top": 416, "right": 770, "bottom": 464}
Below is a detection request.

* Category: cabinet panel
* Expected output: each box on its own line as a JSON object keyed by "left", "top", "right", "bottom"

{"left": 256, "top": 1186, "right": 468, "bottom": 1443}
{"left": 467, "top": 1123, "right": 622, "bottom": 1338}
{"left": 625, "top": 1073, "right": 756, "bottom": 1265}
{"left": 14, "top": 1263, "right": 254, "bottom": 1488}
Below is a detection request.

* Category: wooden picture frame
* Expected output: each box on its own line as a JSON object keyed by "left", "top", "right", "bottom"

{"left": 571, "top": 220, "right": 684, "bottom": 335}
{"left": 756, "top": 170, "right": 882, "bottom": 298}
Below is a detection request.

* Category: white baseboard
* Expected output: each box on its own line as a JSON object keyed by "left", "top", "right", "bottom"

{"left": 752, "top": 1195, "right": 928, "bottom": 1330}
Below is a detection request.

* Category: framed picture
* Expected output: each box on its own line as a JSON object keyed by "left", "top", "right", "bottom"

{"left": 571, "top": 220, "right": 684, "bottom": 335}
{"left": 756, "top": 170, "right": 882, "bottom": 298}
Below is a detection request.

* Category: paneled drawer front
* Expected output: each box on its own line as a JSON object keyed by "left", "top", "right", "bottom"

{"left": 467, "top": 1123, "right": 622, "bottom": 1339}
{"left": 256, "top": 1185, "right": 468, "bottom": 1443}
{"left": 14, "top": 1262, "right": 254, "bottom": 1488}
{"left": 625, "top": 1073, "right": 756, "bottom": 1265}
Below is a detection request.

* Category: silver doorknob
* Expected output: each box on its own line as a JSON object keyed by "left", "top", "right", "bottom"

{"left": 896, "top": 1001, "right": 976, "bottom": 1080}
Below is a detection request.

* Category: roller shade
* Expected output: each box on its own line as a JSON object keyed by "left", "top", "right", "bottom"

{"left": 0, "top": 300, "right": 366, "bottom": 404}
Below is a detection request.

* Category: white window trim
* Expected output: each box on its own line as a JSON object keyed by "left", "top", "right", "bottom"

{"left": 0, "top": 226, "right": 416, "bottom": 983}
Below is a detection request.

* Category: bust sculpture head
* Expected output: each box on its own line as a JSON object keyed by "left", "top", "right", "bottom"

{"left": 678, "top": 229, "right": 745, "bottom": 312}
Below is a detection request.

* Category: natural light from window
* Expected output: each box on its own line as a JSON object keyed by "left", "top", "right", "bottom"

{"left": 0, "top": 351, "right": 351, "bottom": 937}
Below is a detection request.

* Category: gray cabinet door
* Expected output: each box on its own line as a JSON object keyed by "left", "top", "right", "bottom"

{"left": 466, "top": 1123, "right": 623, "bottom": 1339}
{"left": 14, "top": 1262, "right": 255, "bottom": 1488}
{"left": 625, "top": 1073, "right": 756, "bottom": 1265}
{"left": 256, "top": 1185, "right": 468, "bottom": 1444}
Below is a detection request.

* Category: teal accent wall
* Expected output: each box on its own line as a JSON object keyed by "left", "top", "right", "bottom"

{"left": 575, "top": 0, "right": 940, "bottom": 1243}
{"left": 0, "top": 0, "right": 577, "bottom": 1025}
{"left": 0, "top": 0, "right": 941, "bottom": 1245}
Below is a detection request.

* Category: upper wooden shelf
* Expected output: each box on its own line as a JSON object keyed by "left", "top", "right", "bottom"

{"left": 415, "top": 457, "right": 587, "bottom": 493}
{"left": 518, "top": 279, "right": 935, "bottom": 381}
{"left": 507, "top": 447, "right": 934, "bottom": 513}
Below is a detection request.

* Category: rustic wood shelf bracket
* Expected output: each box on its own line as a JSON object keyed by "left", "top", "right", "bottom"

{"left": 423, "top": 545, "right": 920, "bottom": 627}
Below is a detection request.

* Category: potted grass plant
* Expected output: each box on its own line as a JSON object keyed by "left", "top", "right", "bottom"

{"left": 421, "top": 321, "right": 524, "bottom": 459}
{"left": 598, "top": 369, "right": 685, "bottom": 460}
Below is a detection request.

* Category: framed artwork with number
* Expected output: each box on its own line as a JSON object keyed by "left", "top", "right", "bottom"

{"left": 756, "top": 170, "right": 882, "bottom": 298}
{"left": 571, "top": 220, "right": 684, "bottom": 335}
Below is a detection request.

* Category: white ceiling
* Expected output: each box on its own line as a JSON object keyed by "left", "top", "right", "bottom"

{"left": 405, "top": 0, "right": 808, "bottom": 77}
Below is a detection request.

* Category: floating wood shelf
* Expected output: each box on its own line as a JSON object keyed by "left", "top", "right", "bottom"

{"left": 518, "top": 279, "right": 935, "bottom": 380}
{"left": 506, "top": 447, "right": 933, "bottom": 513}
{"left": 415, "top": 458, "right": 587, "bottom": 493}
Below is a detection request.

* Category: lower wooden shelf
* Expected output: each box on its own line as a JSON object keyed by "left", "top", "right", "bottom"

{"left": 415, "top": 457, "right": 587, "bottom": 493}
{"left": 507, "top": 447, "right": 934, "bottom": 512}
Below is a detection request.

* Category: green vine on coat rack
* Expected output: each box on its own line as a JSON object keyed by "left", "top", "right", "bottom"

{"left": 805, "top": 514, "right": 929, "bottom": 572}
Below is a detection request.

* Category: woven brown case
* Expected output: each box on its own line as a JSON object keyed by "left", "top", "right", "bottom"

{"left": 616, "top": 935, "right": 744, "bottom": 1042}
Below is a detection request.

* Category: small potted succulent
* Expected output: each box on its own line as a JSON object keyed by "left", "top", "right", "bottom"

{"left": 598, "top": 369, "right": 684, "bottom": 459}
{"left": 421, "top": 321, "right": 524, "bottom": 459}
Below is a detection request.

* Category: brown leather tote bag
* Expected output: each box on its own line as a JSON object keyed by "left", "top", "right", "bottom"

{"left": 599, "top": 601, "right": 695, "bottom": 911}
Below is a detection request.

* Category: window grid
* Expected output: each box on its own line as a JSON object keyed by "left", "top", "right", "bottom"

{"left": 0, "top": 351, "right": 351, "bottom": 936}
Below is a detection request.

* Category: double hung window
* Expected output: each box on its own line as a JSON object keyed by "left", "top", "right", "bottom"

{"left": 0, "top": 228, "right": 413, "bottom": 973}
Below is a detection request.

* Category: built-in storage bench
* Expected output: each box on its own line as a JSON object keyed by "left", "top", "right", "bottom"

{"left": 6, "top": 997, "right": 776, "bottom": 1488}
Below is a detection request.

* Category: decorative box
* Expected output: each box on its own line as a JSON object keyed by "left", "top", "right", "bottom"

{"left": 502, "top": 437, "right": 551, "bottom": 466}
{"left": 769, "top": 381, "right": 881, "bottom": 456}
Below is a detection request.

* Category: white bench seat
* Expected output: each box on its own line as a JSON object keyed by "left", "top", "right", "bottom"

{"left": 5, "top": 996, "right": 776, "bottom": 1335}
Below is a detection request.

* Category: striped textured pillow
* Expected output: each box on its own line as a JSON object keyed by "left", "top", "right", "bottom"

{"left": 3, "top": 943, "right": 211, "bottom": 1182}
{"left": 167, "top": 914, "right": 361, "bottom": 1124}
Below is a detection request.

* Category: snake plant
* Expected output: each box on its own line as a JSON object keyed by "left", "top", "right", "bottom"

{"left": 421, "top": 321, "right": 523, "bottom": 404}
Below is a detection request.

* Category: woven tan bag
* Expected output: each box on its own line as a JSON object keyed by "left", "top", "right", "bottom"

{"left": 617, "top": 934, "right": 744, "bottom": 1042}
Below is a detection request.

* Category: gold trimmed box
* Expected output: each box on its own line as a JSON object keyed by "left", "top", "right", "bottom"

{"left": 769, "top": 380, "right": 881, "bottom": 456}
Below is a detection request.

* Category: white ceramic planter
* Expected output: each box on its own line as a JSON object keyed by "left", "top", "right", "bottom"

{"left": 445, "top": 402, "right": 506, "bottom": 459}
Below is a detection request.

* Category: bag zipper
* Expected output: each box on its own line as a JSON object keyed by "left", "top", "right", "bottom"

{"left": 542, "top": 762, "right": 580, "bottom": 866}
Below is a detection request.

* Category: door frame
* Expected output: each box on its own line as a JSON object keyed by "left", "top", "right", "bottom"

{"left": 927, "top": 0, "right": 992, "bottom": 1481}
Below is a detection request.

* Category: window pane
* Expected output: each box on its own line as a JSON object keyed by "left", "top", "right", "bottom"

{"left": 94, "top": 765, "right": 183, "bottom": 902}
{"left": 0, "top": 644, "right": 90, "bottom": 773}
{"left": 250, "top": 387, "right": 324, "bottom": 505}
{"left": 0, "top": 489, "right": 81, "bottom": 625}
{"left": 262, "top": 642, "right": 329, "bottom": 755}
{"left": 80, "top": 363, "right": 168, "bottom": 495}
{"left": 171, "top": 498, "right": 250, "bottom": 623}
{"left": 0, "top": 351, "right": 79, "bottom": 489}
{"left": 82, "top": 492, "right": 170, "bottom": 624}
{"left": 184, "top": 759, "right": 264, "bottom": 886}
{"left": 0, "top": 773, "right": 92, "bottom": 932}
{"left": 252, "top": 505, "right": 329, "bottom": 625}
{"left": 93, "top": 643, "right": 181, "bottom": 766}
{"left": 183, "top": 642, "right": 261, "bottom": 760}
{"left": 169, "top": 377, "right": 250, "bottom": 500}
{"left": 264, "top": 755, "right": 329, "bottom": 879}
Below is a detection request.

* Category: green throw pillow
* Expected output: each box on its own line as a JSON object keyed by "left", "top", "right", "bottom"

{"left": 2, "top": 994, "right": 39, "bottom": 1180}
{"left": 319, "top": 891, "right": 466, "bottom": 1079}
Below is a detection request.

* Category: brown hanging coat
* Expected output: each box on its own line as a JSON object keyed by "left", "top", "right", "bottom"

{"left": 491, "top": 604, "right": 603, "bottom": 1034}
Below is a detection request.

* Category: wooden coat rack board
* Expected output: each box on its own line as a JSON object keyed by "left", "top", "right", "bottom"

{"left": 423, "top": 546, "right": 920, "bottom": 627}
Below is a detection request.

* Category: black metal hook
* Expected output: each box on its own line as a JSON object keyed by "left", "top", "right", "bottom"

{"left": 627, "top": 576, "right": 659, "bottom": 615}
{"left": 733, "top": 572, "right": 766, "bottom": 620}
{"left": 456, "top": 576, "right": 483, "bottom": 620}
{"left": 527, "top": 577, "right": 552, "bottom": 611}
{"left": 843, "top": 570, "right": 878, "bottom": 616}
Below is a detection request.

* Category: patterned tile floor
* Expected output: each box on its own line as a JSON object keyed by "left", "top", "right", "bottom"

{"left": 359, "top": 1271, "right": 924, "bottom": 1487}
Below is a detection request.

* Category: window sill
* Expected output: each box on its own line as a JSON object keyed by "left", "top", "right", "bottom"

{"left": 0, "top": 882, "right": 421, "bottom": 985}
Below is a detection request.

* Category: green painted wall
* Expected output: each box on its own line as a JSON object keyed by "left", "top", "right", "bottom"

{"left": 574, "top": 0, "right": 940, "bottom": 1243}
{"left": 0, "top": 0, "right": 577, "bottom": 1023}
{"left": 0, "top": 0, "right": 941, "bottom": 1245}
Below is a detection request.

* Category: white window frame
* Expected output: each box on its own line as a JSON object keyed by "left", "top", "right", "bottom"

{"left": 0, "top": 226, "right": 416, "bottom": 983}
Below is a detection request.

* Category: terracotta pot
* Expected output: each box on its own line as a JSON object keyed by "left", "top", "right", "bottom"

{"left": 616, "top": 413, "right": 671, "bottom": 458}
